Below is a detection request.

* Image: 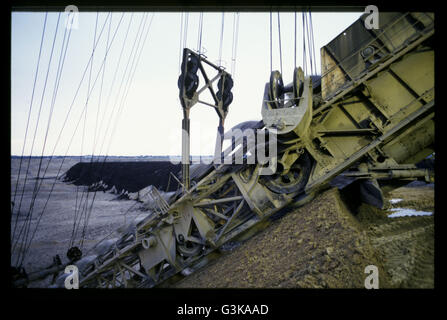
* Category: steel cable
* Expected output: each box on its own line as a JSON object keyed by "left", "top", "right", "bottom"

{"left": 11, "top": 13, "right": 48, "bottom": 244}
{"left": 15, "top": 13, "right": 61, "bottom": 266}
{"left": 20, "top": 12, "right": 119, "bottom": 264}
{"left": 277, "top": 12, "right": 283, "bottom": 75}
{"left": 294, "top": 12, "right": 297, "bottom": 69}
{"left": 30, "top": 13, "right": 126, "bottom": 256}
{"left": 197, "top": 12, "right": 203, "bottom": 54}
{"left": 15, "top": 13, "right": 123, "bottom": 264}
{"left": 218, "top": 12, "right": 225, "bottom": 67}
{"left": 16, "top": 11, "right": 74, "bottom": 254}
{"left": 82, "top": 14, "right": 155, "bottom": 248}
{"left": 230, "top": 12, "right": 240, "bottom": 77}
{"left": 269, "top": 12, "right": 272, "bottom": 73}
{"left": 73, "top": 12, "right": 99, "bottom": 248}
{"left": 178, "top": 12, "right": 184, "bottom": 72}
{"left": 79, "top": 13, "right": 153, "bottom": 249}
{"left": 74, "top": 13, "right": 147, "bottom": 249}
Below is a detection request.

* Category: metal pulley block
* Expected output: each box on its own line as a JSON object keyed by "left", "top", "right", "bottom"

{"left": 178, "top": 54, "right": 200, "bottom": 99}
{"left": 267, "top": 67, "right": 304, "bottom": 109}
{"left": 177, "top": 48, "right": 234, "bottom": 116}
{"left": 262, "top": 67, "right": 312, "bottom": 136}
{"left": 177, "top": 48, "right": 234, "bottom": 192}
{"left": 216, "top": 75, "right": 233, "bottom": 113}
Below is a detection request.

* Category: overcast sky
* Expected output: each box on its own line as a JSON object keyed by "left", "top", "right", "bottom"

{"left": 11, "top": 10, "right": 363, "bottom": 156}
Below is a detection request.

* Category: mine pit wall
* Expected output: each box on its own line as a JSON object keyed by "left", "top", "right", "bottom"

{"left": 62, "top": 161, "right": 182, "bottom": 193}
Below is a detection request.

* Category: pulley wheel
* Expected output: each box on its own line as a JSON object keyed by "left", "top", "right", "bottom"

{"left": 218, "top": 75, "right": 233, "bottom": 92}
{"left": 261, "top": 151, "right": 312, "bottom": 194}
{"left": 178, "top": 72, "right": 199, "bottom": 99}
{"left": 268, "top": 70, "right": 284, "bottom": 109}
{"left": 217, "top": 91, "right": 233, "bottom": 110}
{"left": 181, "top": 55, "right": 200, "bottom": 74}
{"left": 177, "top": 240, "right": 203, "bottom": 257}
{"left": 293, "top": 67, "right": 305, "bottom": 103}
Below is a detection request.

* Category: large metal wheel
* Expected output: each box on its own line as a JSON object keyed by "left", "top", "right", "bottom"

{"left": 268, "top": 70, "right": 284, "bottom": 109}
{"left": 177, "top": 234, "right": 203, "bottom": 257}
{"left": 261, "top": 151, "right": 312, "bottom": 194}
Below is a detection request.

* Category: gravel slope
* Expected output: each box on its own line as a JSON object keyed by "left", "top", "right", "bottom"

{"left": 170, "top": 186, "right": 434, "bottom": 288}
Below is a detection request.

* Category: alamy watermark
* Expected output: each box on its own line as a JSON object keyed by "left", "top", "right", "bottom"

{"left": 364, "top": 5, "right": 379, "bottom": 30}
{"left": 64, "top": 5, "right": 79, "bottom": 30}
{"left": 364, "top": 265, "right": 379, "bottom": 289}
{"left": 64, "top": 264, "right": 79, "bottom": 289}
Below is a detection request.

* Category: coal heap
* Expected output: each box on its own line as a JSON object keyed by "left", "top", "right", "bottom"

{"left": 62, "top": 161, "right": 182, "bottom": 193}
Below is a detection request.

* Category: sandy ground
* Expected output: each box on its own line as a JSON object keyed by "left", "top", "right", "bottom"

{"left": 10, "top": 156, "right": 149, "bottom": 287}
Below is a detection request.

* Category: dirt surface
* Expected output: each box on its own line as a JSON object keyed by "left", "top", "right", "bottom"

{"left": 387, "top": 185, "right": 434, "bottom": 212}
{"left": 170, "top": 185, "right": 434, "bottom": 289}
{"left": 357, "top": 185, "right": 434, "bottom": 288}
{"left": 171, "top": 188, "right": 389, "bottom": 288}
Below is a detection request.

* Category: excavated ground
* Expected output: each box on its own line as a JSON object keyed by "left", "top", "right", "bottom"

{"left": 169, "top": 184, "right": 434, "bottom": 289}
{"left": 356, "top": 185, "right": 434, "bottom": 288}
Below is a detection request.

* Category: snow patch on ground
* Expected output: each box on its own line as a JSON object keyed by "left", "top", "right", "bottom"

{"left": 388, "top": 208, "right": 433, "bottom": 218}
{"left": 389, "top": 198, "right": 403, "bottom": 204}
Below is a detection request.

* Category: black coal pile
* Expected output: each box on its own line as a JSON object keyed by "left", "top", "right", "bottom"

{"left": 62, "top": 161, "right": 182, "bottom": 193}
